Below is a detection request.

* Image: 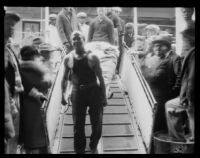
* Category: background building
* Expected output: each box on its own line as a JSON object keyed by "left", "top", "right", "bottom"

{"left": 5, "top": 7, "right": 176, "bottom": 47}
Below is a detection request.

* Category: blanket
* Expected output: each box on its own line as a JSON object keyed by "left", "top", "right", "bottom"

{"left": 85, "top": 41, "right": 119, "bottom": 86}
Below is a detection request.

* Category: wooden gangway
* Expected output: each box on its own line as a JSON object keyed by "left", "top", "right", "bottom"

{"left": 43, "top": 48, "right": 156, "bottom": 154}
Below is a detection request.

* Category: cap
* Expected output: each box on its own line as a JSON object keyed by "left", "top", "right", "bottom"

{"left": 112, "top": 7, "right": 122, "bottom": 12}
{"left": 77, "top": 12, "right": 87, "bottom": 18}
{"left": 5, "top": 11, "right": 20, "bottom": 22}
{"left": 145, "top": 24, "right": 160, "bottom": 34}
{"left": 39, "top": 43, "right": 56, "bottom": 52}
{"left": 152, "top": 34, "right": 172, "bottom": 47}
{"left": 49, "top": 14, "right": 57, "bottom": 19}
{"left": 125, "top": 22, "right": 134, "bottom": 29}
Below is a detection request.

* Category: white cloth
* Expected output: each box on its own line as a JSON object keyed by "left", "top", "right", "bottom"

{"left": 78, "top": 23, "right": 89, "bottom": 42}
{"left": 85, "top": 41, "right": 119, "bottom": 85}
{"left": 46, "top": 24, "right": 62, "bottom": 48}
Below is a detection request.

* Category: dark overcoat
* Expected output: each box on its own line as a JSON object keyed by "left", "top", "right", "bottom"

{"left": 19, "top": 61, "right": 52, "bottom": 148}
{"left": 143, "top": 50, "right": 182, "bottom": 132}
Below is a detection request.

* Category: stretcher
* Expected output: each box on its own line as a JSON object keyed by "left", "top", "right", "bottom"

{"left": 85, "top": 41, "right": 119, "bottom": 98}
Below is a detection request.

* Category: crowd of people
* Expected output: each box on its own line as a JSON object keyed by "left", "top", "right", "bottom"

{"left": 4, "top": 7, "right": 195, "bottom": 154}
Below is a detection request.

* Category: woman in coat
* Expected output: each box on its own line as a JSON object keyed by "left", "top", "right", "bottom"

{"left": 19, "top": 46, "right": 52, "bottom": 154}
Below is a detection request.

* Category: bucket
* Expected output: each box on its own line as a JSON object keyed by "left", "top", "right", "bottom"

{"left": 153, "top": 131, "right": 194, "bottom": 154}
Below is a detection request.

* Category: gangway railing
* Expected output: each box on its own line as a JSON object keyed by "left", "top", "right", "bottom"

{"left": 40, "top": 47, "right": 66, "bottom": 153}
{"left": 118, "top": 47, "right": 157, "bottom": 153}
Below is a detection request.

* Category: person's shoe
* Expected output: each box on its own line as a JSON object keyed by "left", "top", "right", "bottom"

{"left": 91, "top": 148, "right": 98, "bottom": 154}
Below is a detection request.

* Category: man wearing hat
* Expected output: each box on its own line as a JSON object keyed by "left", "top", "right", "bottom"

{"left": 77, "top": 12, "right": 89, "bottom": 42}
{"left": 4, "top": 11, "right": 24, "bottom": 154}
{"left": 144, "top": 34, "right": 182, "bottom": 133}
{"left": 46, "top": 14, "right": 62, "bottom": 49}
{"left": 143, "top": 34, "right": 182, "bottom": 153}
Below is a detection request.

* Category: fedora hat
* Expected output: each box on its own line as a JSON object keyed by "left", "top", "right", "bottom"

{"left": 152, "top": 34, "right": 172, "bottom": 48}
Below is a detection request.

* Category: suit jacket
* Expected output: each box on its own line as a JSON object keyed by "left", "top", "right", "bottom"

{"left": 179, "top": 47, "right": 195, "bottom": 106}
{"left": 145, "top": 50, "right": 182, "bottom": 100}
{"left": 56, "top": 8, "right": 78, "bottom": 47}
{"left": 124, "top": 33, "right": 134, "bottom": 48}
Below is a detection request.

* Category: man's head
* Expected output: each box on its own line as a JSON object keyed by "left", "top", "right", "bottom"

{"left": 49, "top": 14, "right": 57, "bottom": 26}
{"left": 20, "top": 46, "right": 40, "bottom": 61}
{"left": 112, "top": 7, "right": 122, "bottom": 16}
{"left": 152, "top": 34, "right": 172, "bottom": 58}
{"left": 135, "top": 36, "right": 146, "bottom": 51}
{"left": 97, "top": 7, "right": 106, "bottom": 18}
{"left": 4, "top": 12, "right": 20, "bottom": 42}
{"left": 125, "top": 23, "right": 134, "bottom": 34}
{"left": 70, "top": 31, "right": 85, "bottom": 51}
{"left": 77, "top": 12, "right": 87, "bottom": 24}
{"left": 32, "top": 37, "right": 43, "bottom": 50}
{"left": 180, "top": 8, "right": 194, "bottom": 21}
{"left": 181, "top": 28, "right": 195, "bottom": 47}
{"left": 145, "top": 24, "right": 160, "bottom": 38}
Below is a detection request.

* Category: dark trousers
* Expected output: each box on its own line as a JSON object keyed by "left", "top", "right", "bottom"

{"left": 71, "top": 85, "right": 103, "bottom": 154}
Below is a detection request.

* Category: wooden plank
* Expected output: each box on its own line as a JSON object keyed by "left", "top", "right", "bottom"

{"left": 104, "top": 106, "right": 128, "bottom": 114}
{"left": 107, "top": 99, "right": 125, "bottom": 106}
{"left": 103, "top": 150, "right": 140, "bottom": 154}
{"left": 103, "top": 125, "right": 134, "bottom": 136}
{"left": 59, "top": 138, "right": 91, "bottom": 152}
{"left": 63, "top": 114, "right": 131, "bottom": 125}
{"left": 111, "top": 92, "right": 123, "bottom": 99}
{"left": 110, "top": 83, "right": 119, "bottom": 88}
{"left": 61, "top": 124, "right": 134, "bottom": 138}
{"left": 103, "top": 114, "right": 131, "bottom": 125}
{"left": 102, "top": 137, "right": 138, "bottom": 151}
{"left": 66, "top": 105, "right": 128, "bottom": 115}
{"left": 111, "top": 87, "right": 121, "bottom": 92}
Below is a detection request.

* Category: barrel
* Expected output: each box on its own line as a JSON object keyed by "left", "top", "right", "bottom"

{"left": 153, "top": 131, "right": 194, "bottom": 154}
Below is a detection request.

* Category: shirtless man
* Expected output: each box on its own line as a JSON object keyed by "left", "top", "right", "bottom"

{"left": 61, "top": 31, "right": 107, "bottom": 154}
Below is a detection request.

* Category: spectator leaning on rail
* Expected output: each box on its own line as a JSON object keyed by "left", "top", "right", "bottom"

{"left": 88, "top": 7, "right": 114, "bottom": 45}
{"left": 77, "top": 12, "right": 89, "bottom": 42}
{"left": 165, "top": 28, "right": 195, "bottom": 142}
{"left": 4, "top": 11, "right": 24, "bottom": 154}
{"left": 56, "top": 7, "right": 79, "bottom": 54}
{"left": 61, "top": 31, "right": 107, "bottom": 154}
{"left": 142, "top": 34, "right": 182, "bottom": 134}
{"left": 18, "top": 46, "right": 52, "bottom": 154}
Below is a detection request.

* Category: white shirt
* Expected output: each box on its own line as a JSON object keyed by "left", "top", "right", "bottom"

{"left": 47, "top": 24, "right": 62, "bottom": 48}
{"left": 78, "top": 23, "right": 89, "bottom": 41}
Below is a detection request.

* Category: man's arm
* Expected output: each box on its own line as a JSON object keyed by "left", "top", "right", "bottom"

{"left": 90, "top": 54, "right": 107, "bottom": 106}
{"left": 56, "top": 14, "right": 69, "bottom": 45}
{"left": 61, "top": 56, "right": 70, "bottom": 105}
{"left": 87, "top": 21, "right": 94, "bottom": 42}
{"left": 107, "top": 20, "right": 114, "bottom": 45}
{"left": 172, "top": 56, "right": 182, "bottom": 94}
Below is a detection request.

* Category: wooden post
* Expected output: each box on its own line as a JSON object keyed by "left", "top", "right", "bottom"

{"left": 175, "top": 7, "right": 184, "bottom": 56}
{"left": 133, "top": 7, "right": 138, "bottom": 50}
{"left": 44, "top": 7, "right": 49, "bottom": 43}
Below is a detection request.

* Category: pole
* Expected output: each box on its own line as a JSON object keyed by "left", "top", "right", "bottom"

{"left": 133, "top": 7, "right": 138, "bottom": 50}
{"left": 175, "top": 7, "right": 184, "bottom": 56}
{"left": 44, "top": 7, "right": 49, "bottom": 43}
